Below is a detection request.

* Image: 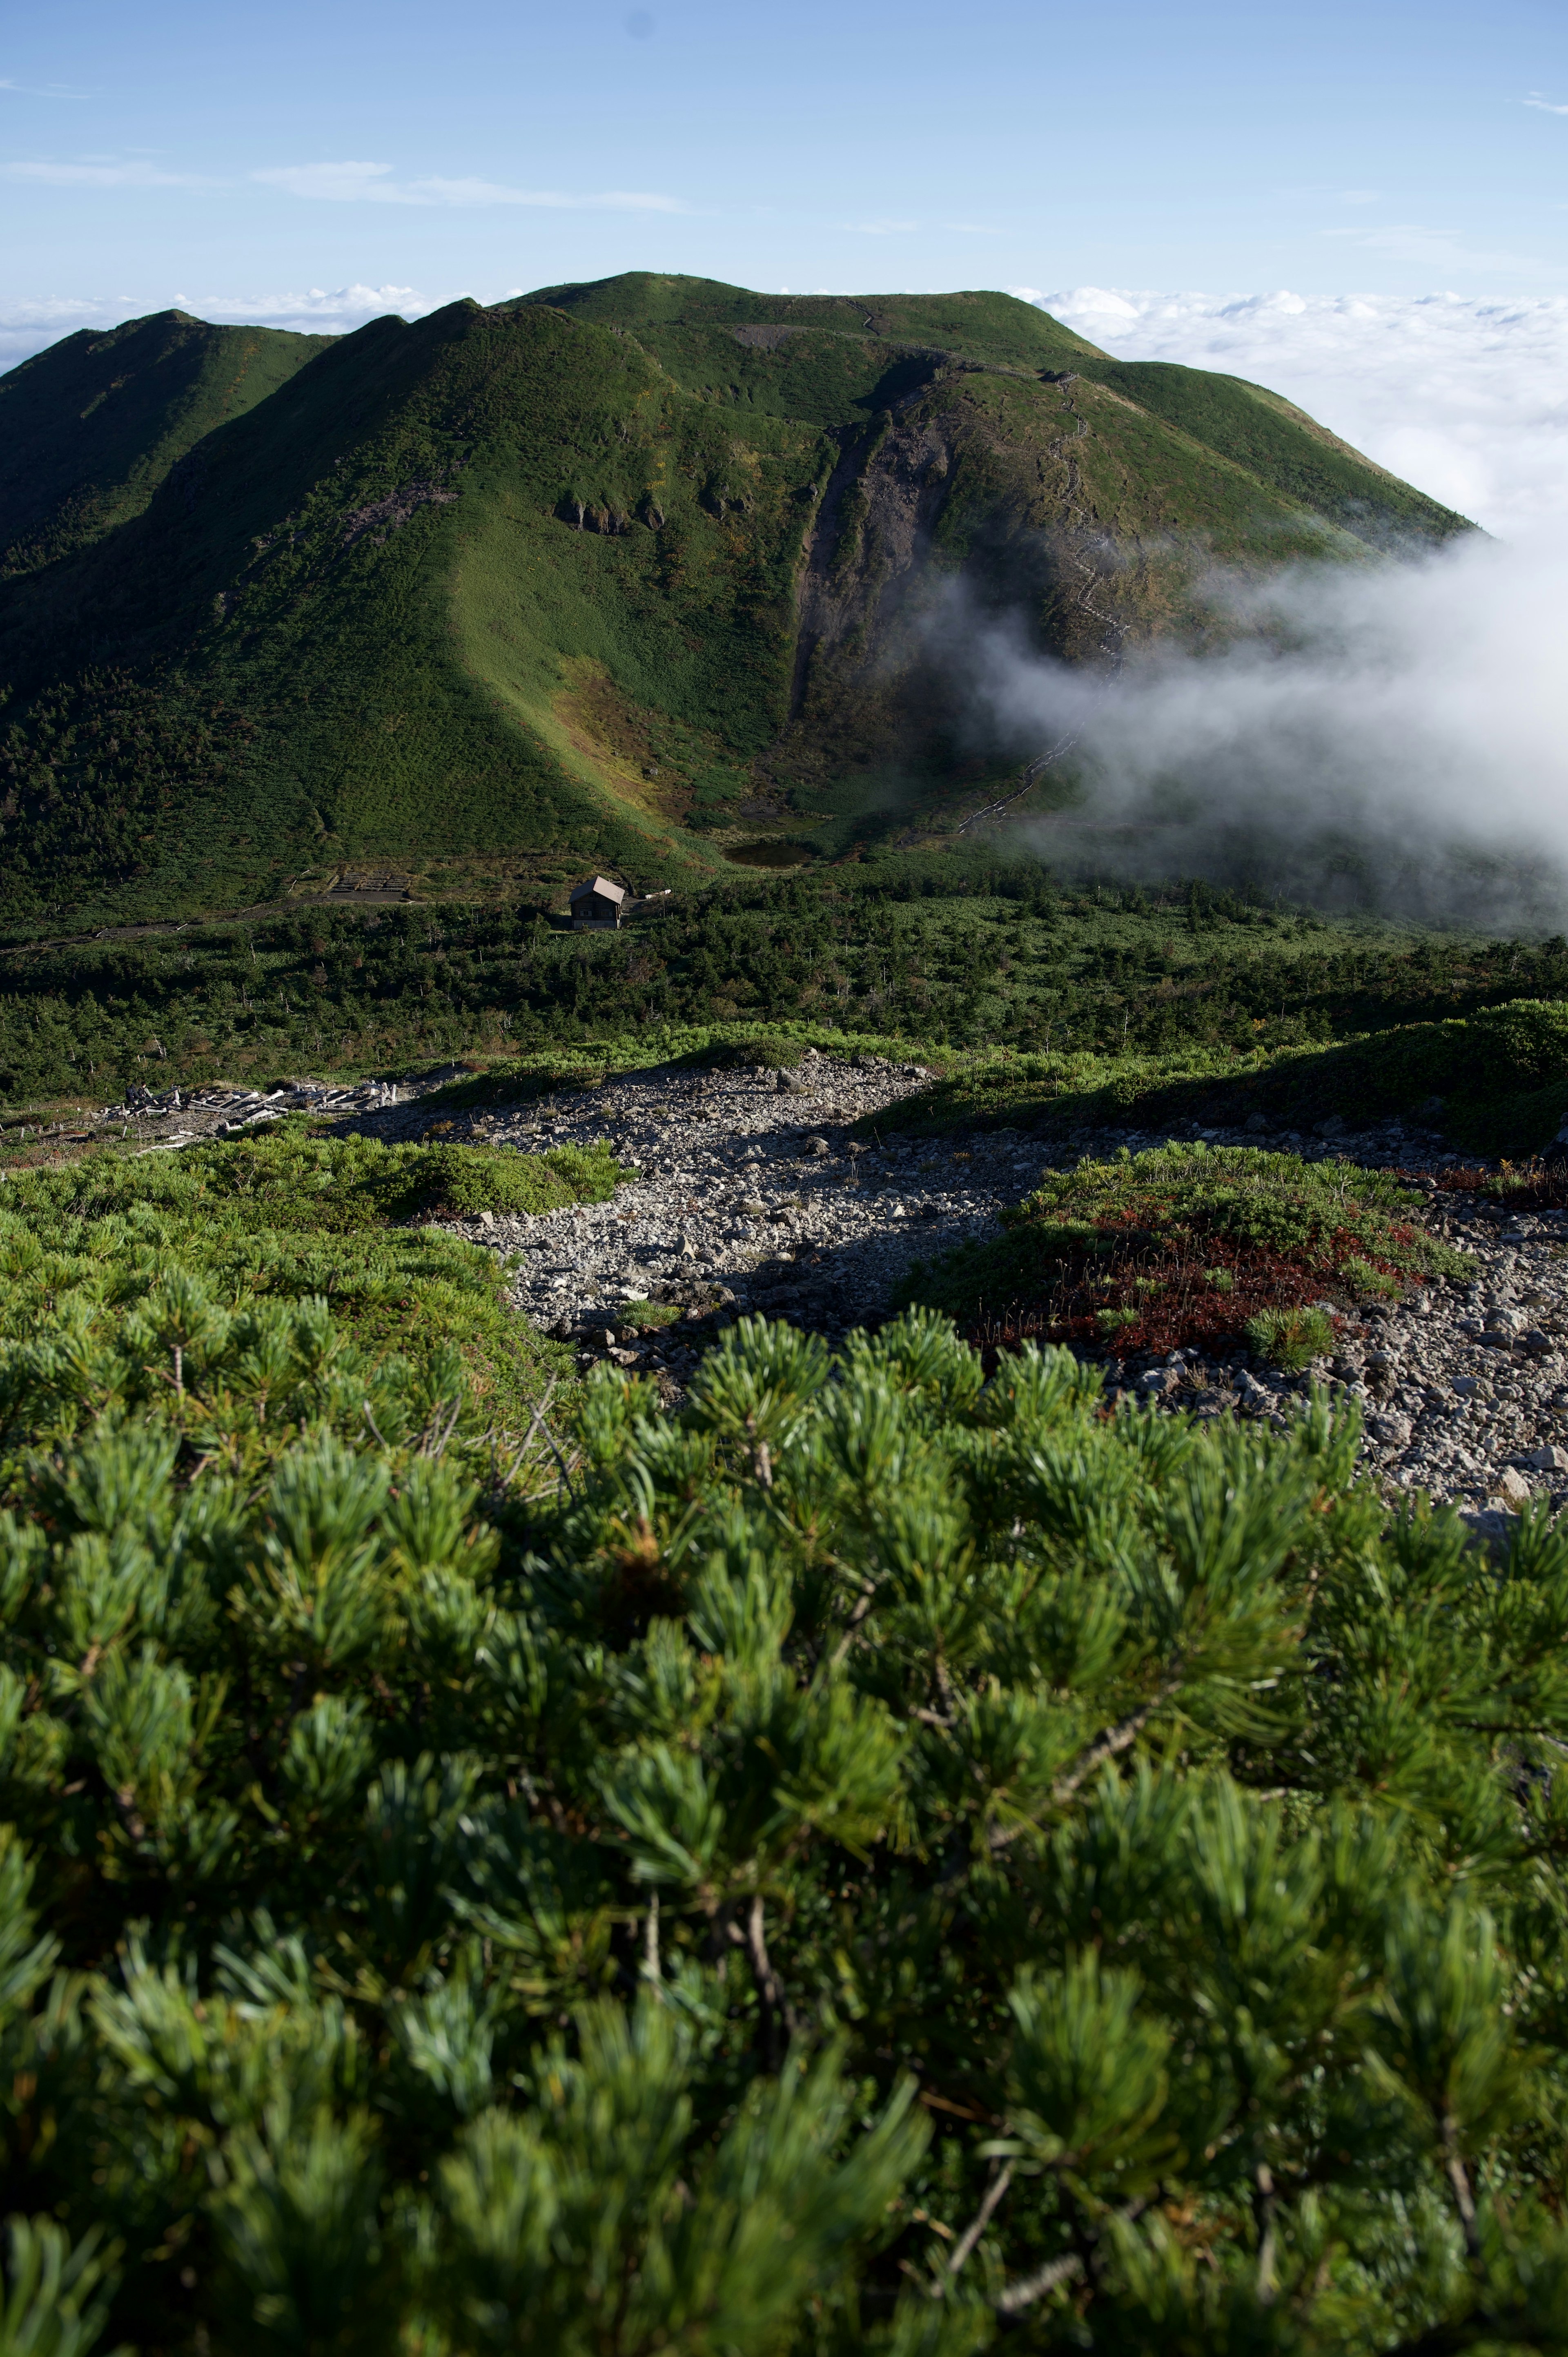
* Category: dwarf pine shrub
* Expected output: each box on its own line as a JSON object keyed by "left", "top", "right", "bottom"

{"left": 0, "top": 1290, "right": 1566, "bottom": 2350}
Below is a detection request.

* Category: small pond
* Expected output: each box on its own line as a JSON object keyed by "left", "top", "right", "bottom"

{"left": 724, "top": 840, "right": 815, "bottom": 870}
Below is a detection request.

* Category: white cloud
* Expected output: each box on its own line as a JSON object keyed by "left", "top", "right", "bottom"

{"left": 203, "top": 282, "right": 432, "bottom": 331}
{"left": 0, "top": 281, "right": 444, "bottom": 367}
{"left": 1525, "top": 93, "right": 1568, "bottom": 114}
{"left": 948, "top": 535, "right": 1568, "bottom": 921}
{"left": 251, "top": 160, "right": 686, "bottom": 211}
{"left": 0, "top": 294, "right": 111, "bottom": 322}
{"left": 0, "top": 78, "right": 88, "bottom": 98}
{"left": 1, "top": 157, "right": 205, "bottom": 186}
{"left": 1035, "top": 285, "right": 1568, "bottom": 534}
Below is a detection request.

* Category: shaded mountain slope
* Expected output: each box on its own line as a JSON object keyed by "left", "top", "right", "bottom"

{"left": 0, "top": 310, "right": 330, "bottom": 580}
{"left": 0, "top": 278, "right": 1474, "bottom": 930}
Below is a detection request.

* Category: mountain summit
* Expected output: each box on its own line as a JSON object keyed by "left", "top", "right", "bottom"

{"left": 0, "top": 276, "right": 1470, "bottom": 927}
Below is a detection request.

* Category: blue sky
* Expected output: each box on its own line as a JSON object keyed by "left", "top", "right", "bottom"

{"left": 7, "top": 0, "right": 1568, "bottom": 333}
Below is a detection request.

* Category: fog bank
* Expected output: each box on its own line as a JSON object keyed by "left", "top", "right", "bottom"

{"left": 954, "top": 532, "right": 1568, "bottom": 928}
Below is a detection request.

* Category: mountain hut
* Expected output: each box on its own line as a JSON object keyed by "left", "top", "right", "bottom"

{"left": 569, "top": 876, "right": 628, "bottom": 930}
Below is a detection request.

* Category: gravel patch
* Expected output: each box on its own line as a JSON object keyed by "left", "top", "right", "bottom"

{"left": 64, "top": 1064, "right": 1568, "bottom": 1523}
{"left": 410, "top": 1052, "right": 1031, "bottom": 1389}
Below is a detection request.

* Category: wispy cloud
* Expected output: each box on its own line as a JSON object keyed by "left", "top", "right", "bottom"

{"left": 1525, "top": 92, "right": 1568, "bottom": 115}
{"left": 0, "top": 294, "right": 115, "bottom": 324}
{"left": 0, "top": 76, "right": 88, "bottom": 98}
{"left": 846, "top": 217, "right": 918, "bottom": 235}
{"left": 251, "top": 160, "right": 687, "bottom": 211}
{"left": 203, "top": 281, "right": 428, "bottom": 324}
{"left": 2, "top": 157, "right": 207, "bottom": 187}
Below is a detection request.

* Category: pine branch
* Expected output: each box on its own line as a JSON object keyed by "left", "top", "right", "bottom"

{"left": 1253, "top": 2161, "right": 1277, "bottom": 2303}
{"left": 1443, "top": 2122, "right": 1482, "bottom": 2262}
{"left": 946, "top": 2163, "right": 1012, "bottom": 2278}
{"left": 830, "top": 1578, "right": 879, "bottom": 1670}
{"left": 989, "top": 1688, "right": 1176, "bottom": 1855}
{"left": 739, "top": 1891, "right": 797, "bottom": 2070}
{"left": 993, "top": 2250, "right": 1085, "bottom": 2313}
{"left": 994, "top": 2196, "right": 1153, "bottom": 2315}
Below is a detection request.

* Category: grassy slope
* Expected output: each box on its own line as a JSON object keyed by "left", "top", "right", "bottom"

{"left": 0, "top": 310, "right": 330, "bottom": 578}
{"left": 1070, "top": 360, "right": 1471, "bottom": 547}
{"left": 528, "top": 275, "right": 1469, "bottom": 549}
{"left": 0, "top": 279, "right": 1472, "bottom": 931}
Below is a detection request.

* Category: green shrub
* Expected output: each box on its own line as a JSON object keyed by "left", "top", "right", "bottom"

{"left": 700, "top": 1030, "right": 808, "bottom": 1070}
{"left": 1, "top": 1307, "right": 1568, "bottom": 2348}
{"left": 616, "top": 1298, "right": 684, "bottom": 1331}
{"left": 1244, "top": 1303, "right": 1336, "bottom": 1369}
{"left": 116, "top": 1122, "right": 630, "bottom": 1233}
{"left": 1341, "top": 1253, "right": 1400, "bottom": 1297}
{"left": 0, "top": 1127, "right": 602, "bottom": 1477}
{"left": 897, "top": 1143, "right": 1468, "bottom": 1357}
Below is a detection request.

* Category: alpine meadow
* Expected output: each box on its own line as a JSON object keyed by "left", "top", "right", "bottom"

{"left": 9, "top": 271, "right": 1568, "bottom": 2357}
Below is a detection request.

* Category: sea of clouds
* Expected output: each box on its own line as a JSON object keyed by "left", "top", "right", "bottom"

{"left": 0, "top": 282, "right": 469, "bottom": 373}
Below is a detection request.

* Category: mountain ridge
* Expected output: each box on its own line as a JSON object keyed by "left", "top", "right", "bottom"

{"left": 0, "top": 309, "right": 331, "bottom": 580}
{"left": 0, "top": 276, "right": 1472, "bottom": 932}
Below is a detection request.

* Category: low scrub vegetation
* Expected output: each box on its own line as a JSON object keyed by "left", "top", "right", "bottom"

{"left": 3, "top": 869, "right": 1566, "bottom": 1120}
{"left": 3, "top": 866, "right": 1568, "bottom": 2351}
{"left": 2, "top": 1300, "right": 1568, "bottom": 2350}
{"left": 895, "top": 1144, "right": 1470, "bottom": 1360}
{"left": 0, "top": 1126, "right": 606, "bottom": 1481}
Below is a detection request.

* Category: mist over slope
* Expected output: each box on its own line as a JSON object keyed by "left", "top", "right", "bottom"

{"left": 0, "top": 274, "right": 1471, "bottom": 930}
{"left": 944, "top": 531, "right": 1566, "bottom": 927}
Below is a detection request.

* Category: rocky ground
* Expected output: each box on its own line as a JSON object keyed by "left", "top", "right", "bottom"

{"left": 59, "top": 1059, "right": 1568, "bottom": 1528}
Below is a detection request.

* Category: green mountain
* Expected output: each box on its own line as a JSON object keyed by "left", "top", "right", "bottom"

{"left": 0, "top": 310, "right": 330, "bottom": 579}
{"left": 0, "top": 276, "right": 1470, "bottom": 930}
